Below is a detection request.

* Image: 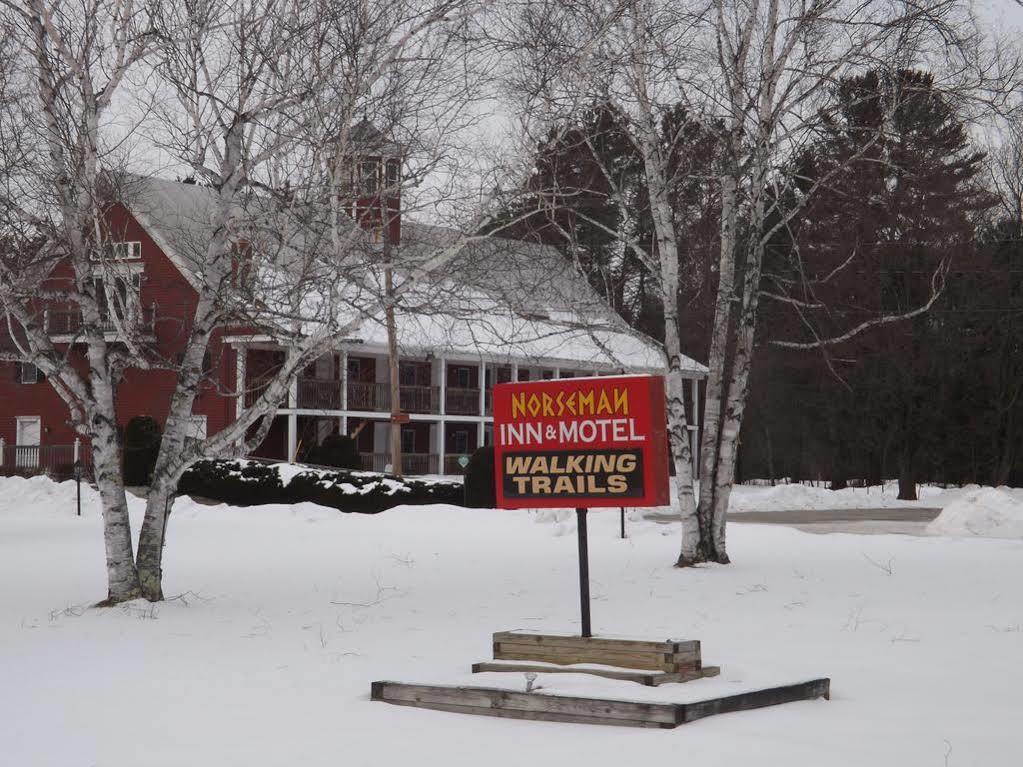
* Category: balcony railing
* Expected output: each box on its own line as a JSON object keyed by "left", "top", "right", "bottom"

{"left": 443, "top": 454, "right": 472, "bottom": 475}
{"left": 242, "top": 377, "right": 489, "bottom": 417}
{"left": 245, "top": 376, "right": 275, "bottom": 408}
{"left": 297, "top": 378, "right": 341, "bottom": 410}
{"left": 360, "top": 452, "right": 439, "bottom": 475}
{"left": 445, "top": 387, "right": 480, "bottom": 416}
{"left": 46, "top": 306, "right": 156, "bottom": 338}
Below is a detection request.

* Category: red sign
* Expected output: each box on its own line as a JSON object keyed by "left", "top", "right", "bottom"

{"left": 492, "top": 375, "right": 670, "bottom": 509}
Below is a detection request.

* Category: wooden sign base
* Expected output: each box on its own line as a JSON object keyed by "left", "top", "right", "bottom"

{"left": 371, "top": 678, "right": 830, "bottom": 729}
{"left": 371, "top": 629, "right": 830, "bottom": 728}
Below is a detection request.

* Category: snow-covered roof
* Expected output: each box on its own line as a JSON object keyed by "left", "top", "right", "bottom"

{"left": 119, "top": 176, "right": 706, "bottom": 376}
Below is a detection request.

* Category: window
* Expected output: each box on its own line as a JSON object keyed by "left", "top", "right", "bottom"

{"left": 399, "top": 364, "right": 417, "bottom": 386}
{"left": 385, "top": 160, "right": 400, "bottom": 188}
{"left": 453, "top": 367, "right": 471, "bottom": 388}
{"left": 90, "top": 241, "right": 141, "bottom": 261}
{"left": 360, "top": 160, "right": 379, "bottom": 194}
{"left": 401, "top": 427, "right": 416, "bottom": 454}
{"left": 347, "top": 358, "right": 362, "bottom": 380}
{"left": 453, "top": 429, "right": 469, "bottom": 455}
{"left": 19, "top": 362, "right": 39, "bottom": 384}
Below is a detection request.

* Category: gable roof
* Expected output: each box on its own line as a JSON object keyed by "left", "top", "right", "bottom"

{"left": 120, "top": 175, "right": 706, "bottom": 376}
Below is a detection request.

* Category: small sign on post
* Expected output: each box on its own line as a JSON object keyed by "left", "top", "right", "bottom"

{"left": 492, "top": 375, "right": 670, "bottom": 636}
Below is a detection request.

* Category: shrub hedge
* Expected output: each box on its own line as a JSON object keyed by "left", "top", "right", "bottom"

{"left": 301, "top": 434, "right": 361, "bottom": 470}
{"left": 177, "top": 459, "right": 463, "bottom": 514}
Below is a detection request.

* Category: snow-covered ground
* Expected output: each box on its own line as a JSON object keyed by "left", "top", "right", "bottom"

{"left": 1, "top": 476, "right": 1022, "bottom": 766}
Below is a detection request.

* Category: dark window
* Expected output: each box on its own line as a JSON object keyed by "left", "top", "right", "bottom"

{"left": 19, "top": 362, "right": 39, "bottom": 384}
{"left": 399, "top": 364, "right": 417, "bottom": 386}
{"left": 453, "top": 429, "right": 469, "bottom": 455}
{"left": 361, "top": 160, "right": 379, "bottom": 194}
{"left": 454, "top": 367, "right": 470, "bottom": 388}
{"left": 542, "top": 369, "right": 555, "bottom": 380}
{"left": 347, "top": 358, "right": 361, "bottom": 380}
{"left": 401, "top": 427, "right": 416, "bottom": 454}
{"left": 386, "top": 160, "right": 400, "bottom": 187}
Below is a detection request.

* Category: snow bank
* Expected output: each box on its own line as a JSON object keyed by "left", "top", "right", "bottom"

{"left": 927, "top": 487, "right": 1023, "bottom": 539}
{"left": 0, "top": 474, "right": 102, "bottom": 517}
{"left": 725, "top": 481, "right": 1023, "bottom": 512}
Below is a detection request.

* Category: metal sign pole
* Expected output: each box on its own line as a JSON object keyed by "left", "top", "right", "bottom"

{"left": 575, "top": 507, "right": 591, "bottom": 638}
{"left": 620, "top": 507, "right": 626, "bottom": 539}
{"left": 74, "top": 461, "right": 82, "bottom": 517}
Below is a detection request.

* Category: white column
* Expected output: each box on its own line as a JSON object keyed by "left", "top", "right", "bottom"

{"left": 478, "top": 360, "right": 486, "bottom": 416}
{"left": 73, "top": 438, "right": 80, "bottom": 463}
{"left": 287, "top": 375, "right": 298, "bottom": 462}
{"left": 553, "top": 367, "right": 560, "bottom": 379}
{"left": 340, "top": 348, "right": 348, "bottom": 434}
{"left": 0, "top": 437, "right": 5, "bottom": 467}
{"left": 235, "top": 344, "right": 247, "bottom": 419}
{"left": 690, "top": 377, "right": 700, "bottom": 480}
{"left": 435, "top": 421, "right": 445, "bottom": 475}
{"left": 511, "top": 362, "right": 519, "bottom": 382}
{"left": 438, "top": 357, "right": 446, "bottom": 416}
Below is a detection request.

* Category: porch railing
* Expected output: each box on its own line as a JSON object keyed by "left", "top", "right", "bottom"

{"left": 443, "top": 454, "right": 472, "bottom": 475}
{"left": 297, "top": 378, "right": 342, "bottom": 410}
{"left": 445, "top": 387, "right": 480, "bottom": 416}
{"left": 46, "top": 306, "right": 156, "bottom": 337}
{"left": 241, "top": 377, "right": 488, "bottom": 417}
{"left": 0, "top": 442, "right": 93, "bottom": 479}
{"left": 359, "top": 452, "right": 439, "bottom": 475}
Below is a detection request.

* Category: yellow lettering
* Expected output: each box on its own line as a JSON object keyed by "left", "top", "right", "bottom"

{"left": 608, "top": 475, "right": 627, "bottom": 493}
{"left": 506, "top": 455, "right": 532, "bottom": 474}
{"left": 533, "top": 477, "right": 552, "bottom": 494}
{"left": 577, "top": 390, "right": 594, "bottom": 415}
{"left": 541, "top": 393, "right": 555, "bottom": 416}
{"left": 597, "top": 390, "right": 612, "bottom": 415}
{"left": 618, "top": 454, "right": 637, "bottom": 473}
{"left": 527, "top": 394, "right": 541, "bottom": 417}
{"left": 614, "top": 388, "right": 629, "bottom": 415}
{"left": 512, "top": 476, "right": 530, "bottom": 493}
{"left": 511, "top": 393, "right": 526, "bottom": 419}
{"left": 553, "top": 476, "right": 575, "bottom": 494}
{"left": 565, "top": 391, "right": 577, "bottom": 415}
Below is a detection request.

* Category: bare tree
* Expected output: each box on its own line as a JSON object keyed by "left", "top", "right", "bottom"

{"left": 0, "top": 0, "right": 515, "bottom": 603}
{"left": 498, "top": 0, "right": 1015, "bottom": 564}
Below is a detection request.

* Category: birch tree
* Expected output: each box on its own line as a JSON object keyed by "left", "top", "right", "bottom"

{"left": 499, "top": 0, "right": 1012, "bottom": 564}
{"left": 0, "top": 0, "right": 513, "bottom": 603}
{"left": 0, "top": 0, "right": 159, "bottom": 603}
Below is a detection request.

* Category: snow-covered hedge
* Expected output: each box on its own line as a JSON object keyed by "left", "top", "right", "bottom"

{"left": 177, "top": 460, "right": 463, "bottom": 513}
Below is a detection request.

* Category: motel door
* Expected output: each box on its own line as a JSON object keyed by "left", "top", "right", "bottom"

{"left": 15, "top": 416, "right": 41, "bottom": 468}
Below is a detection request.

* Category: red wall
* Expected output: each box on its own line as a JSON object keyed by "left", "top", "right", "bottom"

{"left": 0, "top": 204, "right": 236, "bottom": 451}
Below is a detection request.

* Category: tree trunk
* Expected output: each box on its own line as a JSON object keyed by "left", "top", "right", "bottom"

{"left": 136, "top": 479, "right": 175, "bottom": 602}
{"left": 897, "top": 446, "right": 917, "bottom": 501}
{"left": 697, "top": 168, "right": 740, "bottom": 558}
{"left": 91, "top": 434, "right": 141, "bottom": 605}
{"left": 385, "top": 263, "right": 402, "bottom": 477}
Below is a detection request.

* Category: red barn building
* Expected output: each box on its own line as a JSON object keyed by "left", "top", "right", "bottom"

{"left": 1, "top": 127, "right": 706, "bottom": 477}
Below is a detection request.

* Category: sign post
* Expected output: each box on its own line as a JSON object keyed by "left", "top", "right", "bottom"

{"left": 575, "top": 507, "right": 591, "bottom": 636}
{"left": 492, "top": 375, "right": 670, "bottom": 637}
